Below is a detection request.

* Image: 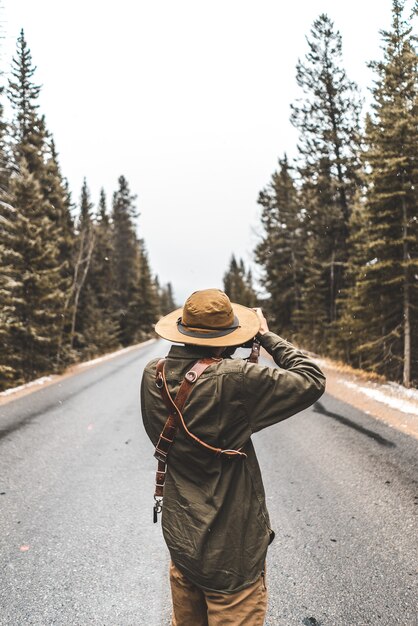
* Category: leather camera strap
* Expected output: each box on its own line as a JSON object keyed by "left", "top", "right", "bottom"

{"left": 152, "top": 357, "right": 247, "bottom": 522}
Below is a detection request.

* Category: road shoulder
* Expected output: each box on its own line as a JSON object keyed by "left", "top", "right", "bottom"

{"left": 0, "top": 339, "right": 156, "bottom": 406}
{"left": 315, "top": 357, "right": 418, "bottom": 440}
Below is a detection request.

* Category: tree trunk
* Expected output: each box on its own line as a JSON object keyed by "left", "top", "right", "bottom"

{"left": 402, "top": 194, "right": 411, "bottom": 387}
{"left": 330, "top": 249, "right": 335, "bottom": 323}
{"left": 70, "top": 228, "right": 95, "bottom": 351}
{"left": 291, "top": 244, "right": 299, "bottom": 313}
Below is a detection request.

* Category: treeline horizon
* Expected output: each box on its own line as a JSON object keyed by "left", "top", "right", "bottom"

{"left": 0, "top": 31, "right": 175, "bottom": 392}
{"left": 224, "top": 1, "right": 417, "bottom": 387}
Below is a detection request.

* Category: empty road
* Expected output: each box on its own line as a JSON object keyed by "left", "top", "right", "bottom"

{"left": 0, "top": 340, "right": 417, "bottom": 625}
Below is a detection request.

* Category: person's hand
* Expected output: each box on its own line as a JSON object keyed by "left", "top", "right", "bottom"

{"left": 253, "top": 308, "right": 269, "bottom": 336}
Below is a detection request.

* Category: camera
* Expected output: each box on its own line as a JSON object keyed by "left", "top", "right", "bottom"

{"left": 223, "top": 337, "right": 260, "bottom": 362}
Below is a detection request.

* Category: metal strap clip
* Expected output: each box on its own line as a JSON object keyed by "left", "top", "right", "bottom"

{"left": 185, "top": 370, "right": 198, "bottom": 383}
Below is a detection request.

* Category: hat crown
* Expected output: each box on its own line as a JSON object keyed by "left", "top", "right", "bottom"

{"left": 182, "top": 289, "right": 235, "bottom": 329}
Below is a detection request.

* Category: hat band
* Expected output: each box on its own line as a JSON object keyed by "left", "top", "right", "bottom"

{"left": 177, "top": 315, "right": 240, "bottom": 339}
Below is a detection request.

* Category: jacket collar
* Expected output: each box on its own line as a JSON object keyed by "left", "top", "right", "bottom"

{"left": 167, "top": 344, "right": 215, "bottom": 361}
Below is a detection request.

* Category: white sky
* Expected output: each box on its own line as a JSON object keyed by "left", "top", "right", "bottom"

{"left": 2, "top": 0, "right": 400, "bottom": 303}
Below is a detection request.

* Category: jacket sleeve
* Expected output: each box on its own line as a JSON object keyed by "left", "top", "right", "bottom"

{"left": 242, "top": 332, "right": 326, "bottom": 433}
{"left": 140, "top": 359, "right": 164, "bottom": 447}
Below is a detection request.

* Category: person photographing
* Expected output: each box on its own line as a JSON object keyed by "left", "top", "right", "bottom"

{"left": 141, "top": 288, "right": 325, "bottom": 625}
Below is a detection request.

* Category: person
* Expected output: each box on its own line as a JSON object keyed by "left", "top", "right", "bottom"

{"left": 140, "top": 288, "right": 325, "bottom": 626}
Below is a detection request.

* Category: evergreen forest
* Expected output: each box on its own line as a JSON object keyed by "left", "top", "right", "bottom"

{"left": 2, "top": 1, "right": 417, "bottom": 393}
{"left": 0, "top": 31, "right": 175, "bottom": 392}
{"left": 248, "top": 1, "right": 417, "bottom": 387}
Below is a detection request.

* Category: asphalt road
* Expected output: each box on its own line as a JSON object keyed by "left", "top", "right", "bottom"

{"left": 0, "top": 340, "right": 417, "bottom": 626}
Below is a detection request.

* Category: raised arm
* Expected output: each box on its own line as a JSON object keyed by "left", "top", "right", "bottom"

{"left": 242, "top": 309, "right": 326, "bottom": 433}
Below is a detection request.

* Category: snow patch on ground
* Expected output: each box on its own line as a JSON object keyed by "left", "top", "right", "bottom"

{"left": 340, "top": 380, "right": 418, "bottom": 416}
{"left": 0, "top": 339, "right": 156, "bottom": 399}
{"left": 0, "top": 376, "right": 54, "bottom": 397}
{"left": 385, "top": 381, "right": 418, "bottom": 402}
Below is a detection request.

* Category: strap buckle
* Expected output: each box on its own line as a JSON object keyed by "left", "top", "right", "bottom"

{"left": 153, "top": 497, "right": 163, "bottom": 523}
{"left": 154, "top": 449, "right": 168, "bottom": 463}
{"left": 185, "top": 370, "right": 198, "bottom": 383}
{"left": 219, "top": 449, "right": 247, "bottom": 459}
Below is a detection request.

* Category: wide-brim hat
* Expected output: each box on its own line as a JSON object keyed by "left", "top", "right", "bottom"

{"left": 155, "top": 288, "right": 260, "bottom": 347}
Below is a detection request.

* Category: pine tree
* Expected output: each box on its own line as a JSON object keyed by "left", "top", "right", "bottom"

{"left": 0, "top": 188, "right": 26, "bottom": 388}
{"left": 41, "top": 139, "right": 74, "bottom": 266}
{"left": 3, "top": 159, "right": 67, "bottom": 382}
{"left": 157, "top": 279, "right": 176, "bottom": 315}
{"left": 0, "top": 203, "right": 25, "bottom": 389}
{"left": 111, "top": 175, "right": 141, "bottom": 345}
{"left": 3, "top": 30, "right": 70, "bottom": 383}
{"left": 343, "top": 1, "right": 418, "bottom": 384}
{"left": 255, "top": 155, "right": 304, "bottom": 338}
{"left": 41, "top": 138, "right": 75, "bottom": 367}
{"left": 0, "top": 75, "right": 8, "bottom": 204}
{"left": 73, "top": 188, "right": 120, "bottom": 356}
{"left": 164, "top": 282, "right": 176, "bottom": 312}
{"left": 7, "top": 29, "right": 44, "bottom": 174}
{"left": 154, "top": 275, "right": 162, "bottom": 317}
{"left": 290, "top": 14, "right": 362, "bottom": 348}
{"left": 337, "top": 188, "right": 371, "bottom": 366}
{"left": 0, "top": 216, "right": 23, "bottom": 391}
{"left": 0, "top": 35, "right": 16, "bottom": 387}
{"left": 137, "top": 242, "right": 159, "bottom": 337}
{"left": 70, "top": 178, "right": 96, "bottom": 353}
{"left": 223, "top": 255, "right": 257, "bottom": 307}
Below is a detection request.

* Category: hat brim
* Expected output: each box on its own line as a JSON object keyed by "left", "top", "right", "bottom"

{"left": 154, "top": 303, "right": 260, "bottom": 347}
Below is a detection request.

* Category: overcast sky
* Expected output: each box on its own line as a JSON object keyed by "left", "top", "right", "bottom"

{"left": 2, "top": 0, "right": 401, "bottom": 303}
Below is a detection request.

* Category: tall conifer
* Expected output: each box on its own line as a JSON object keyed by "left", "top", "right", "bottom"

{"left": 111, "top": 175, "right": 141, "bottom": 345}
{"left": 137, "top": 242, "right": 159, "bottom": 337}
{"left": 163, "top": 282, "right": 176, "bottom": 313}
{"left": 157, "top": 279, "right": 176, "bottom": 315}
{"left": 344, "top": 1, "right": 418, "bottom": 384}
{"left": 0, "top": 35, "right": 16, "bottom": 387}
{"left": 42, "top": 138, "right": 75, "bottom": 366}
{"left": 8, "top": 29, "right": 44, "bottom": 173}
{"left": 81, "top": 188, "right": 120, "bottom": 354}
{"left": 5, "top": 31, "right": 69, "bottom": 381}
{"left": 255, "top": 155, "right": 304, "bottom": 338}
{"left": 223, "top": 256, "right": 257, "bottom": 307}
{"left": 5, "top": 160, "right": 65, "bottom": 381}
{"left": 70, "top": 179, "right": 95, "bottom": 352}
{"left": 290, "top": 14, "right": 362, "bottom": 347}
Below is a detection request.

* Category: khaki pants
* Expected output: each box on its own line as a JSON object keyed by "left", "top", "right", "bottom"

{"left": 170, "top": 561, "right": 267, "bottom": 626}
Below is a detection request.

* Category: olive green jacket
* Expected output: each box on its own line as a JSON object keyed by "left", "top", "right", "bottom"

{"left": 140, "top": 332, "right": 325, "bottom": 594}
